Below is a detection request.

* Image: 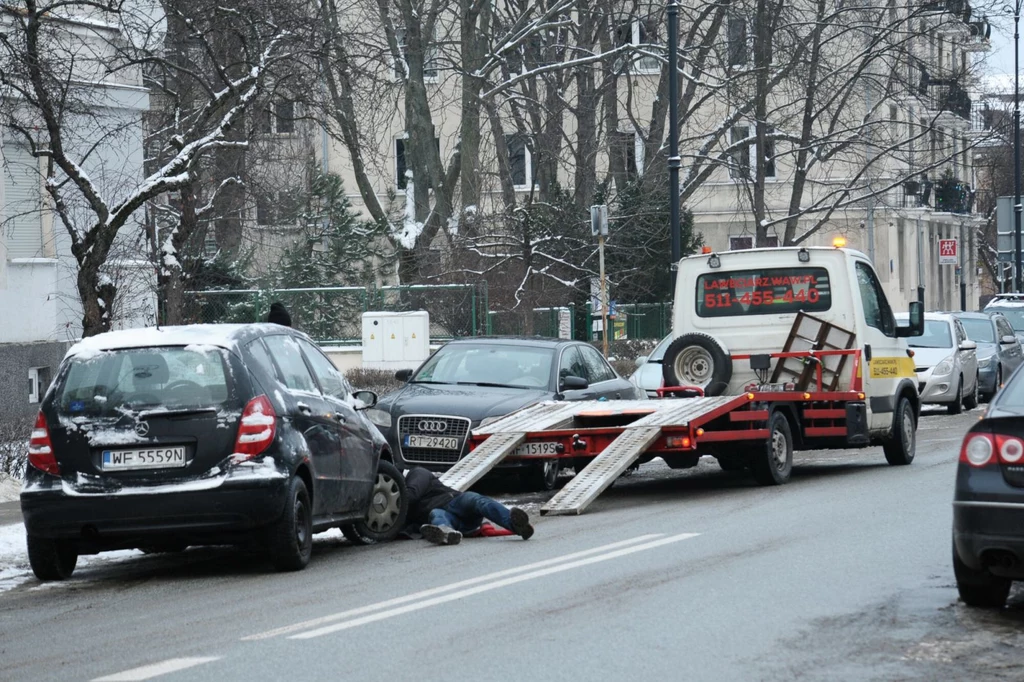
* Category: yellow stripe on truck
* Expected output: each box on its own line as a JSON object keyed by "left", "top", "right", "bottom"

{"left": 869, "top": 356, "right": 916, "bottom": 379}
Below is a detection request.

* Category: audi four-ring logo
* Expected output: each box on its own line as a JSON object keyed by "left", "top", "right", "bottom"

{"left": 417, "top": 420, "right": 449, "bottom": 433}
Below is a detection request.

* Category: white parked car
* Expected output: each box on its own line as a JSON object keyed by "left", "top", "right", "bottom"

{"left": 629, "top": 335, "right": 672, "bottom": 398}
{"left": 898, "top": 312, "right": 979, "bottom": 413}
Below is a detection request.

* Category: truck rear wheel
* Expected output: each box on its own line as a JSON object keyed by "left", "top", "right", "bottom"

{"left": 661, "top": 333, "right": 732, "bottom": 396}
{"left": 751, "top": 412, "right": 793, "bottom": 485}
{"left": 883, "top": 397, "right": 916, "bottom": 466}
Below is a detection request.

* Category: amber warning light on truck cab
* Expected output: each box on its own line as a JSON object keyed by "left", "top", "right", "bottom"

{"left": 832, "top": 237, "right": 847, "bottom": 248}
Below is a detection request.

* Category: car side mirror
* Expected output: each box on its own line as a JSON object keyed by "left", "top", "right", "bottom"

{"left": 959, "top": 340, "right": 977, "bottom": 351}
{"left": 896, "top": 301, "right": 925, "bottom": 338}
{"left": 352, "top": 390, "right": 378, "bottom": 409}
{"left": 1002, "top": 335, "right": 1018, "bottom": 345}
{"left": 560, "top": 375, "right": 589, "bottom": 391}
{"left": 635, "top": 356, "right": 647, "bottom": 367}
{"left": 394, "top": 368, "right": 413, "bottom": 382}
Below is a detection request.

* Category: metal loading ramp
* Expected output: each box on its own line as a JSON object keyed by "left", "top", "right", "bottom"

{"left": 541, "top": 426, "right": 663, "bottom": 516}
{"left": 439, "top": 431, "right": 526, "bottom": 491}
{"left": 541, "top": 396, "right": 742, "bottom": 516}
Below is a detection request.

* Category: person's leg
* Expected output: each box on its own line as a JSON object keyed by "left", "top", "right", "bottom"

{"left": 445, "top": 491, "right": 508, "bottom": 529}
{"left": 421, "top": 508, "right": 462, "bottom": 545}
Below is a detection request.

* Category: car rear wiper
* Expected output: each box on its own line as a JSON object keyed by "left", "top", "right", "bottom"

{"left": 456, "top": 382, "right": 530, "bottom": 389}
{"left": 138, "top": 407, "right": 219, "bottom": 419}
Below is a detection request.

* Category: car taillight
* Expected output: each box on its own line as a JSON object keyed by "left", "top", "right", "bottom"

{"left": 235, "top": 395, "right": 276, "bottom": 458}
{"left": 960, "top": 433, "right": 994, "bottom": 467}
{"left": 28, "top": 411, "right": 60, "bottom": 475}
{"left": 959, "top": 432, "right": 1024, "bottom": 467}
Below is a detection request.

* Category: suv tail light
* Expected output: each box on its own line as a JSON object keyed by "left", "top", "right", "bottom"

{"left": 28, "top": 411, "right": 60, "bottom": 475}
{"left": 959, "top": 432, "right": 1024, "bottom": 467}
{"left": 235, "top": 395, "right": 276, "bottom": 458}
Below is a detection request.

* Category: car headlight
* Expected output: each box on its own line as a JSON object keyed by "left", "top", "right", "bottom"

{"left": 365, "top": 408, "right": 392, "bottom": 428}
{"left": 933, "top": 357, "right": 954, "bottom": 376}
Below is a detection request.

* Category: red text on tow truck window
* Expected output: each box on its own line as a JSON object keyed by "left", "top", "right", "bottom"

{"left": 696, "top": 267, "right": 832, "bottom": 317}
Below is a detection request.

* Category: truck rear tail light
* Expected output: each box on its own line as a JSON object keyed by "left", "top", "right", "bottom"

{"left": 960, "top": 433, "right": 994, "bottom": 467}
{"left": 28, "top": 411, "right": 60, "bottom": 475}
{"left": 235, "top": 395, "right": 277, "bottom": 458}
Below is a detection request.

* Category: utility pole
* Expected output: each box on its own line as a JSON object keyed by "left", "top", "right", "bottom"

{"left": 1015, "top": 0, "right": 1022, "bottom": 291}
{"left": 667, "top": 0, "right": 681, "bottom": 288}
{"left": 599, "top": 233, "right": 609, "bottom": 358}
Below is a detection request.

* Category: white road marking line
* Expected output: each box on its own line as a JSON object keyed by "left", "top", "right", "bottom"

{"left": 242, "top": 534, "right": 662, "bottom": 641}
{"left": 290, "top": 531, "right": 700, "bottom": 640}
{"left": 92, "top": 657, "right": 221, "bottom": 681}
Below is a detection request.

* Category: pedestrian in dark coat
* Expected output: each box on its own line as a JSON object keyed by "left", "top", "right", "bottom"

{"left": 267, "top": 301, "right": 292, "bottom": 327}
{"left": 405, "top": 466, "right": 534, "bottom": 545}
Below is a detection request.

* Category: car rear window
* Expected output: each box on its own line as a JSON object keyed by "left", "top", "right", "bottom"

{"left": 907, "top": 320, "right": 953, "bottom": 349}
{"left": 696, "top": 267, "right": 831, "bottom": 317}
{"left": 57, "top": 346, "right": 235, "bottom": 417}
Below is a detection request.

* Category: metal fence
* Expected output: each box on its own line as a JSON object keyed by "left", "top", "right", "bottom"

{"left": 183, "top": 285, "right": 670, "bottom": 343}
{"left": 184, "top": 284, "right": 482, "bottom": 344}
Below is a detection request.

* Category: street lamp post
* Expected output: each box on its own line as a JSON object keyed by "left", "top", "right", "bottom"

{"left": 1015, "top": 0, "right": 1022, "bottom": 291}
{"left": 668, "top": 0, "right": 681, "bottom": 288}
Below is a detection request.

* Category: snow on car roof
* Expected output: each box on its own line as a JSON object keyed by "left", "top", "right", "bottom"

{"left": 66, "top": 324, "right": 281, "bottom": 358}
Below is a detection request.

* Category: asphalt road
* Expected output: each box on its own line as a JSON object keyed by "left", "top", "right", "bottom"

{"left": 1, "top": 408, "right": 1021, "bottom": 682}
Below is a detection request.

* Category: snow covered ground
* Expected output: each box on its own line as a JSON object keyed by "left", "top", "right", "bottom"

{"left": 0, "top": 475, "right": 20, "bottom": 503}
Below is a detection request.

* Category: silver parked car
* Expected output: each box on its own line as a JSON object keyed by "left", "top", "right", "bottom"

{"left": 898, "top": 312, "right": 979, "bottom": 413}
{"left": 953, "top": 312, "right": 1024, "bottom": 401}
{"left": 983, "top": 293, "right": 1024, "bottom": 343}
{"left": 629, "top": 335, "right": 672, "bottom": 398}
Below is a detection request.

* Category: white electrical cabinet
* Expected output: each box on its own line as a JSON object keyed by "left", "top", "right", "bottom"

{"left": 361, "top": 311, "right": 430, "bottom": 370}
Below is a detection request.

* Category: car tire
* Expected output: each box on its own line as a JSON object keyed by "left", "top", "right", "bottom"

{"left": 662, "top": 333, "right": 732, "bottom": 396}
{"left": 953, "top": 542, "right": 1011, "bottom": 608}
{"left": 947, "top": 378, "right": 963, "bottom": 415}
{"left": 964, "top": 375, "right": 980, "bottom": 410}
{"left": 522, "top": 459, "right": 561, "bottom": 492}
{"left": 267, "top": 476, "right": 313, "bottom": 572}
{"left": 27, "top": 535, "right": 77, "bottom": 581}
{"left": 883, "top": 397, "right": 916, "bottom": 466}
{"left": 342, "top": 460, "right": 408, "bottom": 545}
{"left": 751, "top": 412, "right": 793, "bottom": 486}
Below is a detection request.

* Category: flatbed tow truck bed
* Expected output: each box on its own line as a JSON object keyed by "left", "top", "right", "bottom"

{"left": 439, "top": 378, "right": 869, "bottom": 515}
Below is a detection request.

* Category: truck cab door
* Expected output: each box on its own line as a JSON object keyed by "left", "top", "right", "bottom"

{"left": 852, "top": 261, "right": 914, "bottom": 433}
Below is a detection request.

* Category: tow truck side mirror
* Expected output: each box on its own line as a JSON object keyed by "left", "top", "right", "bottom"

{"left": 897, "top": 301, "right": 925, "bottom": 338}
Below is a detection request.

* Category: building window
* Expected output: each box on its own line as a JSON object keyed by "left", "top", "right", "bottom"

{"left": 259, "top": 99, "right": 296, "bottom": 135}
{"left": 615, "top": 18, "right": 661, "bottom": 73}
{"left": 730, "top": 235, "right": 778, "bottom": 250}
{"left": 728, "top": 16, "right": 748, "bottom": 67}
{"left": 610, "top": 130, "right": 644, "bottom": 181}
{"left": 396, "top": 136, "right": 441, "bottom": 190}
{"left": 395, "top": 27, "right": 439, "bottom": 81}
{"left": 729, "top": 125, "right": 776, "bottom": 180}
{"left": 29, "top": 366, "right": 50, "bottom": 404}
{"left": 254, "top": 189, "right": 301, "bottom": 226}
{"left": 506, "top": 134, "right": 538, "bottom": 188}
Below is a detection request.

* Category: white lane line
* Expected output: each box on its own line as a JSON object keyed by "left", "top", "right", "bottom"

{"left": 242, "top": 534, "right": 662, "bottom": 641}
{"left": 290, "top": 531, "right": 700, "bottom": 640}
{"left": 92, "top": 657, "right": 221, "bottom": 681}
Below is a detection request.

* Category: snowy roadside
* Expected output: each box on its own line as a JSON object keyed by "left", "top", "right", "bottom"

{"left": 0, "top": 474, "right": 20, "bottom": 503}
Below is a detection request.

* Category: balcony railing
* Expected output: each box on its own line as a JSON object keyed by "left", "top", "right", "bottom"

{"left": 902, "top": 178, "right": 976, "bottom": 214}
{"left": 920, "top": 0, "right": 971, "bottom": 22}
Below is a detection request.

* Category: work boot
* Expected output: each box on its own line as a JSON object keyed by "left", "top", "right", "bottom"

{"left": 420, "top": 524, "right": 462, "bottom": 546}
{"left": 509, "top": 508, "right": 534, "bottom": 540}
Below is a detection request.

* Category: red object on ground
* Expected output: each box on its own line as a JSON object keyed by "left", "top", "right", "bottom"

{"left": 465, "top": 523, "right": 514, "bottom": 538}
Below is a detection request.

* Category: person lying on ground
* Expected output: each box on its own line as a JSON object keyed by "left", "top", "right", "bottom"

{"left": 404, "top": 466, "right": 534, "bottom": 546}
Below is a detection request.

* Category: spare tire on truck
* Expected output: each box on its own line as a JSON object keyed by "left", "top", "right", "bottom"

{"left": 662, "top": 333, "right": 732, "bottom": 397}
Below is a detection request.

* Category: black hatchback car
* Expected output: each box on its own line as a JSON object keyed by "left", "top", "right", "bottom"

{"left": 953, "top": 365, "right": 1024, "bottom": 607}
{"left": 21, "top": 324, "right": 407, "bottom": 580}
{"left": 366, "top": 337, "right": 644, "bottom": 490}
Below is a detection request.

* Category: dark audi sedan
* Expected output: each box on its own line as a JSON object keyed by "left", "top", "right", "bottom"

{"left": 22, "top": 324, "right": 406, "bottom": 580}
{"left": 953, "top": 365, "right": 1024, "bottom": 607}
{"left": 366, "top": 337, "right": 644, "bottom": 490}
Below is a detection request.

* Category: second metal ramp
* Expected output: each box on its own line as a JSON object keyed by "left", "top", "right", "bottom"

{"left": 438, "top": 431, "right": 526, "bottom": 491}
{"left": 541, "top": 426, "right": 662, "bottom": 516}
